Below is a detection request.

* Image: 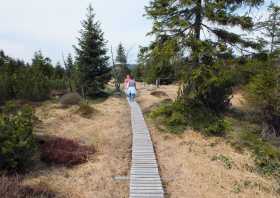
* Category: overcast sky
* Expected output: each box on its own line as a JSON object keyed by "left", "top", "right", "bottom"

{"left": 0, "top": 0, "right": 277, "bottom": 65}
{"left": 0, "top": 0, "right": 153, "bottom": 64}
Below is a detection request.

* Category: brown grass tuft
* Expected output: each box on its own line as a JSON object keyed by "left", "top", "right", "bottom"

{"left": 76, "top": 103, "right": 95, "bottom": 118}
{"left": 0, "top": 175, "right": 56, "bottom": 198}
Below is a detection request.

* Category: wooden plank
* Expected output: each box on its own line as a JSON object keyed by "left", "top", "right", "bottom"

{"left": 129, "top": 100, "right": 164, "bottom": 198}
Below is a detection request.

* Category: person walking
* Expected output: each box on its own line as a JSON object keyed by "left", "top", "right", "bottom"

{"left": 127, "top": 76, "right": 137, "bottom": 102}
{"left": 124, "top": 74, "right": 131, "bottom": 95}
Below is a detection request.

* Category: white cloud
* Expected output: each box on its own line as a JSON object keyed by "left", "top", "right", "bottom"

{"left": 0, "top": 0, "right": 153, "bottom": 64}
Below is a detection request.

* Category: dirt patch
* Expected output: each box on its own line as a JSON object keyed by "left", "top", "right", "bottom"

{"left": 25, "top": 96, "right": 131, "bottom": 198}
{"left": 231, "top": 90, "right": 247, "bottom": 110}
{"left": 150, "top": 91, "right": 169, "bottom": 98}
{"left": 136, "top": 83, "right": 178, "bottom": 113}
{"left": 137, "top": 84, "right": 279, "bottom": 198}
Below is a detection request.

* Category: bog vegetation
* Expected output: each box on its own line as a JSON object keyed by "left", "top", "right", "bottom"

{"left": 0, "top": 0, "right": 280, "bottom": 196}
{"left": 0, "top": 4, "right": 111, "bottom": 197}
{"left": 138, "top": 0, "right": 280, "bottom": 186}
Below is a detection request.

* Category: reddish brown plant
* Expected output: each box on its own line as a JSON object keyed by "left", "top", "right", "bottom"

{"left": 40, "top": 136, "right": 95, "bottom": 166}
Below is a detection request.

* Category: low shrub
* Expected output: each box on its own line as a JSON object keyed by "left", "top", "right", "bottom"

{"left": 211, "top": 154, "right": 234, "bottom": 169}
{"left": 40, "top": 136, "right": 95, "bottom": 166}
{"left": 16, "top": 69, "right": 50, "bottom": 102}
{"left": 183, "top": 100, "right": 229, "bottom": 136}
{"left": 149, "top": 99, "right": 229, "bottom": 135}
{"left": 0, "top": 175, "right": 56, "bottom": 198}
{"left": 239, "top": 131, "right": 280, "bottom": 176}
{"left": 204, "top": 117, "right": 229, "bottom": 136}
{"left": 77, "top": 102, "right": 95, "bottom": 118}
{"left": 60, "top": 92, "right": 82, "bottom": 106}
{"left": 149, "top": 101, "right": 186, "bottom": 133}
{"left": 0, "top": 102, "right": 36, "bottom": 171}
{"left": 246, "top": 62, "right": 280, "bottom": 137}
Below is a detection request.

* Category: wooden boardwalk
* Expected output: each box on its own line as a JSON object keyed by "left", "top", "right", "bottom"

{"left": 128, "top": 101, "right": 164, "bottom": 198}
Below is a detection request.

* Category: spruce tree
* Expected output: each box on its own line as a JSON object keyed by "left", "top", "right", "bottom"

{"left": 256, "top": 3, "right": 280, "bottom": 53}
{"left": 74, "top": 5, "right": 111, "bottom": 97}
{"left": 115, "top": 43, "right": 129, "bottom": 82}
{"left": 146, "top": 0, "right": 263, "bottom": 102}
{"left": 145, "top": 0, "right": 264, "bottom": 134}
{"left": 65, "top": 54, "right": 74, "bottom": 79}
{"left": 116, "top": 43, "right": 127, "bottom": 64}
{"left": 64, "top": 54, "right": 76, "bottom": 91}
{"left": 32, "top": 51, "right": 54, "bottom": 78}
{"left": 54, "top": 62, "right": 65, "bottom": 79}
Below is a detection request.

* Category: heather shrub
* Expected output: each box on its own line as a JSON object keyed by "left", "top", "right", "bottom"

{"left": 0, "top": 102, "right": 36, "bottom": 171}
{"left": 40, "top": 136, "right": 95, "bottom": 166}
{"left": 60, "top": 92, "right": 82, "bottom": 106}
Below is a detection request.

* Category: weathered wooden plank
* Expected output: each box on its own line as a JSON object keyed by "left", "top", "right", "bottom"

{"left": 129, "top": 101, "right": 164, "bottom": 198}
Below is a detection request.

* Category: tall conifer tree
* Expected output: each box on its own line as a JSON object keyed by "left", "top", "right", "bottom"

{"left": 114, "top": 43, "right": 129, "bottom": 82}
{"left": 145, "top": 0, "right": 265, "bottom": 134}
{"left": 146, "top": 0, "right": 263, "bottom": 106}
{"left": 116, "top": 43, "right": 127, "bottom": 64}
{"left": 74, "top": 5, "right": 110, "bottom": 96}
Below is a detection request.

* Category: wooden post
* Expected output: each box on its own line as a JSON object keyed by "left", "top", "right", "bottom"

{"left": 156, "top": 79, "right": 160, "bottom": 88}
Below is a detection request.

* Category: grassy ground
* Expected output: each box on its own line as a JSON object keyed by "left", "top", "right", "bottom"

{"left": 21, "top": 95, "right": 131, "bottom": 198}
{"left": 136, "top": 83, "right": 280, "bottom": 198}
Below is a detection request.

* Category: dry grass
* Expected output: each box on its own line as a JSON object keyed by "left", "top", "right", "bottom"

{"left": 24, "top": 96, "right": 131, "bottom": 198}
{"left": 0, "top": 175, "right": 56, "bottom": 198}
{"left": 137, "top": 83, "right": 279, "bottom": 198}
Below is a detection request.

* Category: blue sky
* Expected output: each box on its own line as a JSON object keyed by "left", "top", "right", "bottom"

{"left": 0, "top": 0, "right": 153, "bottom": 64}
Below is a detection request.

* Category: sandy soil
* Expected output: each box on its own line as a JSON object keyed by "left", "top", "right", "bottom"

{"left": 24, "top": 96, "right": 131, "bottom": 198}
{"left": 137, "top": 84, "right": 279, "bottom": 198}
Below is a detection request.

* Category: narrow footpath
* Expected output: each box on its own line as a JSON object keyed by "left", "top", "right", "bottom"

{"left": 128, "top": 101, "right": 164, "bottom": 198}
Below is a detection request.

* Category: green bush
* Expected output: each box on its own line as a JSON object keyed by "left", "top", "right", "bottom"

{"left": 246, "top": 61, "right": 280, "bottom": 137}
{"left": 150, "top": 99, "right": 228, "bottom": 136}
{"left": 239, "top": 131, "right": 280, "bottom": 176}
{"left": 49, "top": 79, "right": 67, "bottom": 91}
{"left": 17, "top": 69, "right": 50, "bottom": 101}
{"left": 205, "top": 118, "right": 228, "bottom": 136}
{"left": 0, "top": 103, "right": 36, "bottom": 171}
{"left": 150, "top": 101, "right": 186, "bottom": 133}
{"left": 176, "top": 62, "right": 234, "bottom": 135}
{"left": 184, "top": 62, "right": 234, "bottom": 113}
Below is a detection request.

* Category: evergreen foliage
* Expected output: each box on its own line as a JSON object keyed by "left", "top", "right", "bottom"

{"left": 246, "top": 54, "right": 280, "bottom": 137}
{"left": 116, "top": 43, "right": 127, "bottom": 64}
{"left": 64, "top": 54, "right": 79, "bottom": 91}
{"left": 114, "top": 43, "right": 130, "bottom": 82}
{"left": 256, "top": 3, "right": 280, "bottom": 52}
{"left": 0, "top": 102, "right": 36, "bottom": 171}
{"left": 74, "top": 5, "right": 111, "bottom": 97}
{"left": 0, "top": 50, "right": 67, "bottom": 103}
{"left": 145, "top": 0, "right": 264, "bottom": 134}
{"left": 136, "top": 41, "right": 182, "bottom": 84}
